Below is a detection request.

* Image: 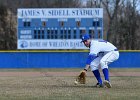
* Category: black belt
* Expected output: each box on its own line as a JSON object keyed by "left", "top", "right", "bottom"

{"left": 114, "top": 49, "right": 118, "bottom": 51}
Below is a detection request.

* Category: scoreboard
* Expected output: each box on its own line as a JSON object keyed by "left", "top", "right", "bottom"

{"left": 17, "top": 8, "right": 103, "bottom": 49}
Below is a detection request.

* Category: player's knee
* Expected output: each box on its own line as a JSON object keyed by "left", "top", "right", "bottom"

{"left": 100, "top": 60, "right": 108, "bottom": 69}
{"left": 90, "top": 65, "right": 98, "bottom": 71}
{"left": 101, "top": 65, "right": 108, "bottom": 69}
{"left": 100, "top": 60, "right": 105, "bottom": 66}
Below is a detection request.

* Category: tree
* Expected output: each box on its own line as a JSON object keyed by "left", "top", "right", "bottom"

{"left": 102, "top": 0, "right": 140, "bottom": 50}
{"left": 0, "top": 4, "right": 16, "bottom": 49}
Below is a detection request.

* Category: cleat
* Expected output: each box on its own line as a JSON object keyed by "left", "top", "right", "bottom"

{"left": 103, "top": 80, "right": 112, "bottom": 88}
{"left": 94, "top": 83, "right": 104, "bottom": 88}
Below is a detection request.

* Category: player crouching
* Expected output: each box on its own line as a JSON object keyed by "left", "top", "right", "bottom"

{"left": 75, "top": 34, "right": 119, "bottom": 88}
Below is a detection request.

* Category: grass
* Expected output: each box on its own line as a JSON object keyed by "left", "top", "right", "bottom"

{"left": 0, "top": 68, "right": 139, "bottom": 100}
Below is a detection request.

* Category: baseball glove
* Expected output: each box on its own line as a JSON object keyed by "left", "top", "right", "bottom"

{"left": 76, "top": 70, "right": 86, "bottom": 84}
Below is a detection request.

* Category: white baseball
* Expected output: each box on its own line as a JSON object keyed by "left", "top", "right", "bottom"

{"left": 74, "top": 81, "right": 78, "bottom": 85}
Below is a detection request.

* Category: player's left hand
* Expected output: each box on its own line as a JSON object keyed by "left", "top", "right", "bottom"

{"left": 75, "top": 70, "right": 86, "bottom": 84}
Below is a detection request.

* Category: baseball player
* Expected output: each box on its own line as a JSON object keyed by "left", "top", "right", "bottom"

{"left": 81, "top": 34, "right": 119, "bottom": 88}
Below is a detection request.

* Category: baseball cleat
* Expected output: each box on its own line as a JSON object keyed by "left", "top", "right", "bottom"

{"left": 94, "top": 83, "right": 104, "bottom": 88}
{"left": 103, "top": 80, "right": 112, "bottom": 88}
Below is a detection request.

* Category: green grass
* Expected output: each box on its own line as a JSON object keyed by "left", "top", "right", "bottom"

{"left": 0, "top": 68, "right": 139, "bottom": 100}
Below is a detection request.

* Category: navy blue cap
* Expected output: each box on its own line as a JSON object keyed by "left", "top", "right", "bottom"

{"left": 81, "top": 34, "right": 90, "bottom": 42}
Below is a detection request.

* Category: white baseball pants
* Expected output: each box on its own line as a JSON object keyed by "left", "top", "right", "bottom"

{"left": 90, "top": 51, "right": 119, "bottom": 71}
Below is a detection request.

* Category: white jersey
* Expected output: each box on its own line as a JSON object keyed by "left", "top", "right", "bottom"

{"left": 89, "top": 40, "right": 117, "bottom": 55}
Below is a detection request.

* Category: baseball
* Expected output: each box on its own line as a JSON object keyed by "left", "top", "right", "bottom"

{"left": 74, "top": 81, "right": 78, "bottom": 85}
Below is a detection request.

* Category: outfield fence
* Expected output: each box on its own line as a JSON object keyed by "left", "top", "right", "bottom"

{"left": 0, "top": 50, "right": 140, "bottom": 68}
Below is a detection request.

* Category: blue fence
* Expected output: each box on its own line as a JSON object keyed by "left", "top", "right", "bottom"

{"left": 0, "top": 51, "right": 140, "bottom": 68}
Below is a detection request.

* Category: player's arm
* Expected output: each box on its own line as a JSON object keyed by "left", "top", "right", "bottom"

{"left": 84, "top": 64, "right": 90, "bottom": 72}
{"left": 84, "top": 54, "right": 98, "bottom": 71}
{"left": 75, "top": 54, "right": 98, "bottom": 84}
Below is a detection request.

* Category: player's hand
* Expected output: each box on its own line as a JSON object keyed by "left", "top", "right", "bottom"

{"left": 75, "top": 70, "right": 86, "bottom": 84}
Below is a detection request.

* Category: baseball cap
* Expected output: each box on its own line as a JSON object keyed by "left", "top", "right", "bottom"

{"left": 81, "top": 34, "right": 90, "bottom": 42}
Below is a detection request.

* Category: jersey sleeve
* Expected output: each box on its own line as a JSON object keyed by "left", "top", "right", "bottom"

{"left": 86, "top": 54, "right": 98, "bottom": 65}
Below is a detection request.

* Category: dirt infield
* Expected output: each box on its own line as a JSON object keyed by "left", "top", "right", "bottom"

{"left": 0, "top": 71, "right": 140, "bottom": 77}
{"left": 0, "top": 69, "right": 140, "bottom": 100}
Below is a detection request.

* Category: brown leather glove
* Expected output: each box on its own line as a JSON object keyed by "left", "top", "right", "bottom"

{"left": 76, "top": 70, "right": 86, "bottom": 84}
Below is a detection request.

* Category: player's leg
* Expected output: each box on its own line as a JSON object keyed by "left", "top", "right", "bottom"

{"left": 92, "top": 69, "right": 103, "bottom": 87}
{"left": 90, "top": 57, "right": 103, "bottom": 87}
{"left": 100, "top": 51, "right": 119, "bottom": 88}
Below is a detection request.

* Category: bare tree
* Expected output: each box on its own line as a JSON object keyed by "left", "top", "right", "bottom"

{"left": 102, "top": 0, "right": 140, "bottom": 50}
{"left": 102, "top": 0, "right": 121, "bottom": 41}
{"left": 0, "top": 4, "right": 16, "bottom": 49}
{"left": 86, "top": 0, "right": 102, "bottom": 8}
{"left": 122, "top": 0, "right": 139, "bottom": 49}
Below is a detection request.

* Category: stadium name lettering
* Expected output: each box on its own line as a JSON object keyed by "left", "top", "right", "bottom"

{"left": 48, "top": 9, "right": 100, "bottom": 16}
{"left": 19, "top": 9, "right": 100, "bottom": 17}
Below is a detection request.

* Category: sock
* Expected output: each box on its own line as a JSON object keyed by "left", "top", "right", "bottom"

{"left": 92, "top": 70, "right": 102, "bottom": 84}
{"left": 102, "top": 68, "right": 109, "bottom": 81}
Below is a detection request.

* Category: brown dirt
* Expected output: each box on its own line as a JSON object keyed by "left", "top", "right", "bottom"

{"left": 0, "top": 71, "right": 139, "bottom": 77}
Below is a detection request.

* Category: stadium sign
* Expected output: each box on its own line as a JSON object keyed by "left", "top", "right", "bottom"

{"left": 17, "top": 8, "right": 103, "bottom": 49}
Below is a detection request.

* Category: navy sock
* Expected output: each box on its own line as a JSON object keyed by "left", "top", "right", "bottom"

{"left": 102, "top": 68, "right": 109, "bottom": 81}
{"left": 92, "top": 70, "right": 102, "bottom": 84}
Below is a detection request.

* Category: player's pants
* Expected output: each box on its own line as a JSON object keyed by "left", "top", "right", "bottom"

{"left": 90, "top": 50, "right": 119, "bottom": 71}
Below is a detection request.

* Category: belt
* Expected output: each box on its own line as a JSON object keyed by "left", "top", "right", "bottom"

{"left": 114, "top": 49, "right": 118, "bottom": 51}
